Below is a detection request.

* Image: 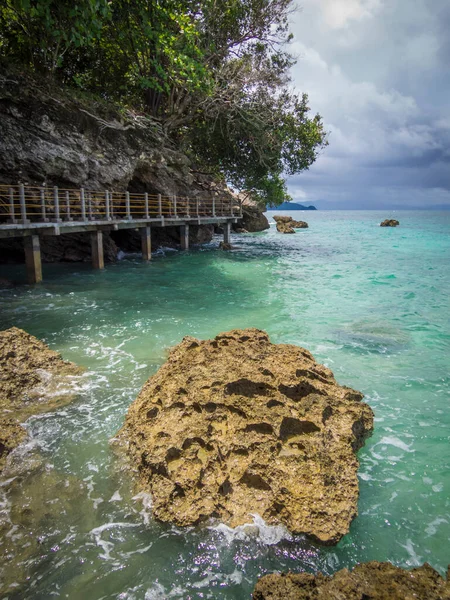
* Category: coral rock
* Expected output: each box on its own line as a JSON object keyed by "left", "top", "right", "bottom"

{"left": 117, "top": 328, "right": 374, "bottom": 544}
{"left": 252, "top": 561, "right": 450, "bottom": 599}
{"left": 380, "top": 219, "right": 400, "bottom": 227}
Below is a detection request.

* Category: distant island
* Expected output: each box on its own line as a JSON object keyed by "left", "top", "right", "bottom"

{"left": 267, "top": 201, "right": 317, "bottom": 210}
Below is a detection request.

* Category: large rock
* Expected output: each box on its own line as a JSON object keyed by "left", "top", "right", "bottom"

{"left": 252, "top": 562, "right": 450, "bottom": 599}
{"left": 234, "top": 204, "right": 270, "bottom": 232}
{"left": 380, "top": 219, "right": 400, "bottom": 227}
{"left": 117, "top": 328, "right": 374, "bottom": 544}
{"left": 276, "top": 222, "right": 296, "bottom": 234}
{"left": 0, "top": 327, "right": 83, "bottom": 470}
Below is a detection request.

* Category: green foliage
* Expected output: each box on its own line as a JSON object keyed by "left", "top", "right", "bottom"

{"left": 0, "top": 0, "right": 328, "bottom": 205}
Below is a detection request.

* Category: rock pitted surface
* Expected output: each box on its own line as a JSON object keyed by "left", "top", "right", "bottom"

{"left": 274, "top": 215, "right": 308, "bottom": 233}
{"left": 252, "top": 561, "right": 450, "bottom": 599}
{"left": 117, "top": 328, "right": 374, "bottom": 544}
{"left": 0, "top": 327, "right": 83, "bottom": 470}
{"left": 380, "top": 219, "right": 400, "bottom": 227}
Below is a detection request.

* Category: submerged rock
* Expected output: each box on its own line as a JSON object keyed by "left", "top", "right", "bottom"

{"left": 252, "top": 561, "right": 450, "bottom": 599}
{"left": 0, "top": 327, "right": 83, "bottom": 470}
{"left": 117, "top": 328, "right": 374, "bottom": 544}
{"left": 274, "top": 215, "right": 308, "bottom": 233}
{"left": 380, "top": 219, "right": 400, "bottom": 227}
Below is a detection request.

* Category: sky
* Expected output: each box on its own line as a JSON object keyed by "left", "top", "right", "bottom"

{"left": 286, "top": 0, "right": 450, "bottom": 209}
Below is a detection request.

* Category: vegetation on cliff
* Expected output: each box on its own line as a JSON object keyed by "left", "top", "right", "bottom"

{"left": 0, "top": 0, "right": 327, "bottom": 205}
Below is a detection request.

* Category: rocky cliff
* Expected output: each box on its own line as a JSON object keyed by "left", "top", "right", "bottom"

{"left": 0, "top": 74, "right": 268, "bottom": 262}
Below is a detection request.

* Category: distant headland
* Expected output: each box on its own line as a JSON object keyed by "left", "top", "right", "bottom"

{"left": 267, "top": 201, "right": 317, "bottom": 210}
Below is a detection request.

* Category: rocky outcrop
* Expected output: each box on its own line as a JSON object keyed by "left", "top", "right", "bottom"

{"left": 274, "top": 215, "right": 309, "bottom": 233}
{"left": 234, "top": 203, "right": 270, "bottom": 233}
{"left": 0, "top": 327, "right": 83, "bottom": 470}
{"left": 116, "top": 328, "right": 374, "bottom": 544}
{"left": 380, "top": 219, "right": 400, "bottom": 227}
{"left": 252, "top": 562, "right": 450, "bottom": 599}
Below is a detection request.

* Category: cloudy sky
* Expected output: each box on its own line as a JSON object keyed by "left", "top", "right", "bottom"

{"left": 287, "top": 0, "right": 450, "bottom": 209}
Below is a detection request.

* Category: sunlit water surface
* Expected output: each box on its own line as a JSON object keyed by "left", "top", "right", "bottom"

{"left": 0, "top": 210, "right": 449, "bottom": 598}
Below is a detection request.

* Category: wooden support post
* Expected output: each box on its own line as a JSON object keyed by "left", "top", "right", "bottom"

{"left": 141, "top": 226, "right": 151, "bottom": 261}
{"left": 8, "top": 187, "right": 16, "bottom": 223}
{"left": 180, "top": 224, "right": 189, "bottom": 250}
{"left": 54, "top": 186, "right": 60, "bottom": 221}
{"left": 80, "top": 188, "right": 86, "bottom": 221}
{"left": 126, "top": 191, "right": 131, "bottom": 219}
{"left": 24, "top": 235, "right": 42, "bottom": 284}
{"left": 224, "top": 222, "right": 231, "bottom": 244}
{"left": 158, "top": 194, "right": 162, "bottom": 218}
{"left": 19, "top": 184, "right": 29, "bottom": 224}
{"left": 105, "top": 191, "right": 111, "bottom": 220}
{"left": 91, "top": 230, "right": 104, "bottom": 269}
{"left": 40, "top": 188, "right": 48, "bottom": 222}
{"left": 144, "top": 193, "right": 149, "bottom": 219}
{"left": 173, "top": 195, "right": 177, "bottom": 218}
{"left": 65, "top": 191, "right": 72, "bottom": 221}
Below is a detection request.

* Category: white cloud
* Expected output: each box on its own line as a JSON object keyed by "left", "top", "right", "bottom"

{"left": 320, "top": 0, "right": 382, "bottom": 29}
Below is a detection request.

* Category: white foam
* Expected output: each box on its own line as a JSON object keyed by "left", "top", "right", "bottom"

{"left": 209, "top": 514, "right": 292, "bottom": 545}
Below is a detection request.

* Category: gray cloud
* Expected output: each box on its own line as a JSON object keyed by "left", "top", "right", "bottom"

{"left": 287, "top": 0, "right": 450, "bottom": 208}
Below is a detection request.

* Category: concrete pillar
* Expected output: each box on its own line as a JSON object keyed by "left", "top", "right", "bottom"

{"left": 91, "top": 230, "right": 104, "bottom": 269}
{"left": 180, "top": 224, "right": 189, "bottom": 250}
{"left": 224, "top": 222, "right": 231, "bottom": 244}
{"left": 141, "top": 226, "right": 151, "bottom": 260}
{"left": 24, "top": 235, "right": 42, "bottom": 284}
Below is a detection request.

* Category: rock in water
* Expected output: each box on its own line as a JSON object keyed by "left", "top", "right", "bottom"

{"left": 276, "top": 222, "right": 296, "bottom": 234}
{"left": 274, "top": 216, "right": 308, "bottom": 233}
{"left": 117, "top": 328, "right": 374, "bottom": 543}
{"left": 380, "top": 219, "right": 400, "bottom": 227}
{"left": 252, "top": 562, "right": 450, "bottom": 599}
{"left": 0, "top": 327, "right": 83, "bottom": 470}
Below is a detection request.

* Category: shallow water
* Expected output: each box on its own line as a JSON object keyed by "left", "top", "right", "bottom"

{"left": 0, "top": 210, "right": 449, "bottom": 598}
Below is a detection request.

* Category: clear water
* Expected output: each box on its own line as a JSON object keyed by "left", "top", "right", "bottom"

{"left": 0, "top": 210, "right": 449, "bottom": 598}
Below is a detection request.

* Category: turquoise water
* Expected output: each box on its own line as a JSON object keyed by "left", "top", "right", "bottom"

{"left": 0, "top": 210, "right": 449, "bottom": 598}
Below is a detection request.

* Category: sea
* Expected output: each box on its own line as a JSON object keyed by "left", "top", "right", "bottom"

{"left": 0, "top": 210, "right": 449, "bottom": 598}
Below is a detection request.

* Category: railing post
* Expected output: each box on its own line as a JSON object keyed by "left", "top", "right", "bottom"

{"left": 80, "top": 188, "right": 86, "bottom": 221}
{"left": 54, "top": 186, "right": 60, "bottom": 221}
{"left": 186, "top": 197, "right": 190, "bottom": 218}
{"left": 212, "top": 196, "right": 216, "bottom": 217}
{"left": 88, "top": 192, "right": 93, "bottom": 220}
{"left": 173, "top": 195, "right": 177, "bottom": 218}
{"left": 105, "top": 191, "right": 111, "bottom": 220}
{"left": 8, "top": 187, "right": 16, "bottom": 223}
{"left": 19, "top": 183, "right": 29, "bottom": 224}
{"left": 144, "top": 193, "right": 149, "bottom": 219}
{"left": 196, "top": 197, "right": 199, "bottom": 218}
{"left": 40, "top": 188, "right": 48, "bottom": 222}
{"left": 65, "top": 191, "right": 72, "bottom": 221}
{"left": 158, "top": 194, "right": 162, "bottom": 219}
{"left": 239, "top": 198, "right": 243, "bottom": 218}
{"left": 126, "top": 191, "right": 131, "bottom": 219}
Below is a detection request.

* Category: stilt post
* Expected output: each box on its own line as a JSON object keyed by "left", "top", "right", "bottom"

{"left": 91, "top": 230, "right": 104, "bottom": 269}
{"left": 141, "top": 225, "right": 151, "bottom": 260}
{"left": 24, "top": 235, "right": 42, "bottom": 283}
{"left": 224, "top": 221, "right": 231, "bottom": 244}
{"left": 180, "top": 224, "right": 189, "bottom": 250}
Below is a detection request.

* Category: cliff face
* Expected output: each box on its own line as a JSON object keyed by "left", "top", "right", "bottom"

{"left": 0, "top": 75, "right": 268, "bottom": 262}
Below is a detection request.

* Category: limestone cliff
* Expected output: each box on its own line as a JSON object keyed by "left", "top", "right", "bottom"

{"left": 0, "top": 73, "right": 268, "bottom": 262}
{"left": 116, "top": 328, "right": 374, "bottom": 544}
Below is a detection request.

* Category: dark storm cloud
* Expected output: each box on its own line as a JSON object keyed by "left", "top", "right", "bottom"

{"left": 286, "top": 0, "right": 450, "bottom": 208}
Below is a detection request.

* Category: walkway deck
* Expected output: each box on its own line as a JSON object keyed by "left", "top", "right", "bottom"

{"left": 0, "top": 184, "right": 240, "bottom": 282}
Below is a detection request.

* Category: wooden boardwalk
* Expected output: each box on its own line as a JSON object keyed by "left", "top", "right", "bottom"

{"left": 0, "top": 184, "right": 240, "bottom": 283}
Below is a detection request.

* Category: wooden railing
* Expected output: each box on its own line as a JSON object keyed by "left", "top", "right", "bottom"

{"left": 0, "top": 184, "right": 241, "bottom": 225}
